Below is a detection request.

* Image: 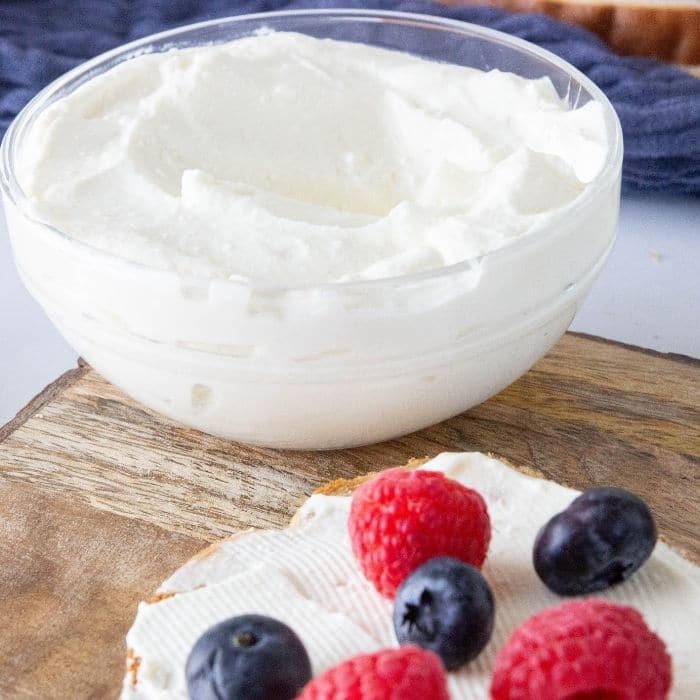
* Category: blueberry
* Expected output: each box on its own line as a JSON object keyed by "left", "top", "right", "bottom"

{"left": 393, "top": 557, "right": 495, "bottom": 670}
{"left": 533, "top": 486, "right": 657, "bottom": 596}
{"left": 185, "top": 614, "right": 312, "bottom": 700}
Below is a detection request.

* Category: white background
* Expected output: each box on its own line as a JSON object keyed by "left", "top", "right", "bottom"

{"left": 1, "top": 192, "right": 699, "bottom": 427}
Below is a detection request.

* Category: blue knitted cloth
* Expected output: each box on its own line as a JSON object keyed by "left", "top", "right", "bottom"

{"left": 1, "top": 0, "right": 699, "bottom": 194}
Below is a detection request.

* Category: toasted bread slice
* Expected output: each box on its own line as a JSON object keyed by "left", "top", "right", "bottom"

{"left": 443, "top": 0, "right": 700, "bottom": 65}
{"left": 122, "top": 453, "right": 700, "bottom": 699}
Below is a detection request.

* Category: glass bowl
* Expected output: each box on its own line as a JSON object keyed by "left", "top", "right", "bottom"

{"left": 0, "top": 9, "right": 622, "bottom": 449}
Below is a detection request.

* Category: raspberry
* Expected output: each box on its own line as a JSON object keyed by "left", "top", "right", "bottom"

{"left": 297, "top": 646, "right": 449, "bottom": 700}
{"left": 490, "top": 599, "right": 672, "bottom": 700}
{"left": 349, "top": 468, "right": 490, "bottom": 598}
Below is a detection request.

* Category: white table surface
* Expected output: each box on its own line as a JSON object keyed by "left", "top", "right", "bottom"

{"left": 1, "top": 193, "right": 699, "bottom": 427}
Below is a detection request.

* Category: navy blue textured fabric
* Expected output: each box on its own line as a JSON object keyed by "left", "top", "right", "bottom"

{"left": 1, "top": 0, "right": 699, "bottom": 194}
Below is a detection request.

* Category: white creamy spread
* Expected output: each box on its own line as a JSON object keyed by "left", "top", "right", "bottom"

{"left": 18, "top": 32, "right": 608, "bottom": 285}
{"left": 123, "top": 453, "right": 700, "bottom": 699}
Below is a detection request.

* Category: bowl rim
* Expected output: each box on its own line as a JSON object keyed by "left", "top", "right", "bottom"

{"left": 0, "top": 7, "right": 623, "bottom": 292}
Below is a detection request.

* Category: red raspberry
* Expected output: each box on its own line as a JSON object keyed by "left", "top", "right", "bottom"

{"left": 298, "top": 646, "right": 449, "bottom": 700}
{"left": 490, "top": 599, "right": 672, "bottom": 700}
{"left": 349, "top": 467, "right": 490, "bottom": 598}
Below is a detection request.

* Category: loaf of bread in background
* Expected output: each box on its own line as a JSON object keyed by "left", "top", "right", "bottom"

{"left": 443, "top": 0, "right": 700, "bottom": 65}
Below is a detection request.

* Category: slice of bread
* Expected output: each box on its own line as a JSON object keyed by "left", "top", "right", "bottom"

{"left": 443, "top": 0, "right": 700, "bottom": 65}
{"left": 122, "top": 453, "right": 700, "bottom": 699}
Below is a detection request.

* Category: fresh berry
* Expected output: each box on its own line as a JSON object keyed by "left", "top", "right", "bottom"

{"left": 185, "top": 614, "right": 312, "bottom": 700}
{"left": 298, "top": 646, "right": 449, "bottom": 700}
{"left": 533, "top": 486, "right": 657, "bottom": 595}
{"left": 490, "top": 599, "right": 672, "bottom": 700}
{"left": 349, "top": 468, "right": 491, "bottom": 598}
{"left": 393, "top": 556, "right": 495, "bottom": 670}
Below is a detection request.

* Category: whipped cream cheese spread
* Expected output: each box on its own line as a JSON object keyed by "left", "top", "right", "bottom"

{"left": 123, "top": 453, "right": 700, "bottom": 699}
{"left": 18, "top": 32, "right": 608, "bottom": 284}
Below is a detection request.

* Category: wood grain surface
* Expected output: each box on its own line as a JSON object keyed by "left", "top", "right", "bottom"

{"left": 1, "top": 332, "right": 698, "bottom": 698}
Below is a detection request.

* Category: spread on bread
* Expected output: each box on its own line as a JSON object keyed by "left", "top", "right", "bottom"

{"left": 122, "top": 453, "right": 699, "bottom": 699}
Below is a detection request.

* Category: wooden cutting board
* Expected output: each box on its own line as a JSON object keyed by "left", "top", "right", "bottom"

{"left": 0, "top": 332, "right": 698, "bottom": 699}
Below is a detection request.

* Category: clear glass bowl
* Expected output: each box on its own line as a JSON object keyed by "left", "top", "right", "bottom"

{"left": 0, "top": 9, "right": 622, "bottom": 449}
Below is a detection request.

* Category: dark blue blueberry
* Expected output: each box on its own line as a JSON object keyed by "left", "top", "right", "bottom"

{"left": 185, "top": 614, "right": 312, "bottom": 700}
{"left": 393, "top": 556, "right": 495, "bottom": 670}
{"left": 533, "top": 486, "right": 657, "bottom": 596}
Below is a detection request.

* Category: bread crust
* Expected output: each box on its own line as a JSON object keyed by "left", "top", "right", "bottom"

{"left": 442, "top": 0, "right": 700, "bottom": 65}
{"left": 313, "top": 457, "right": 432, "bottom": 496}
